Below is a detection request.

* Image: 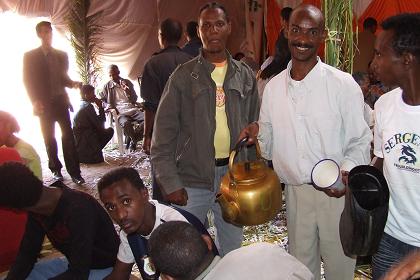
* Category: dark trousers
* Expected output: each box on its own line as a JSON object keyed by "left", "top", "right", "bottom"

{"left": 39, "top": 109, "right": 80, "bottom": 177}
{"left": 75, "top": 127, "right": 114, "bottom": 164}
{"left": 117, "top": 110, "right": 144, "bottom": 143}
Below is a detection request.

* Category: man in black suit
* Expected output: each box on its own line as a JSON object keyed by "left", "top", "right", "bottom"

{"left": 23, "top": 21, "right": 85, "bottom": 184}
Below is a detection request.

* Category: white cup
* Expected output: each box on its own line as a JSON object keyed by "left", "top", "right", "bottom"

{"left": 311, "top": 159, "right": 344, "bottom": 191}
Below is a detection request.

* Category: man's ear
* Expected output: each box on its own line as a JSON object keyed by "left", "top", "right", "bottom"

{"left": 402, "top": 51, "right": 415, "bottom": 67}
{"left": 321, "top": 28, "right": 327, "bottom": 41}
{"left": 201, "top": 234, "right": 213, "bottom": 251}
{"left": 141, "top": 188, "right": 149, "bottom": 199}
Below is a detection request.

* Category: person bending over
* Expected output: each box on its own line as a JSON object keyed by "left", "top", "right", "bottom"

{"left": 0, "top": 162, "right": 119, "bottom": 280}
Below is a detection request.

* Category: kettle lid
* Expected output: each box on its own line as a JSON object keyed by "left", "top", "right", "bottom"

{"left": 230, "top": 161, "right": 267, "bottom": 184}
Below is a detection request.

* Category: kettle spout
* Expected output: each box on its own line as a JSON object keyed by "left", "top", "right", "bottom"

{"left": 216, "top": 193, "right": 239, "bottom": 224}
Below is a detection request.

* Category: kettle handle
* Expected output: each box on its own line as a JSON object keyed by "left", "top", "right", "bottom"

{"left": 228, "top": 136, "right": 262, "bottom": 183}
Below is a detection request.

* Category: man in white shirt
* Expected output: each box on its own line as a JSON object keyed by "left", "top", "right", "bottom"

{"left": 99, "top": 65, "right": 144, "bottom": 151}
{"left": 149, "top": 221, "right": 314, "bottom": 280}
{"left": 97, "top": 167, "right": 215, "bottom": 280}
{"left": 240, "top": 4, "right": 372, "bottom": 280}
{"left": 369, "top": 13, "right": 420, "bottom": 280}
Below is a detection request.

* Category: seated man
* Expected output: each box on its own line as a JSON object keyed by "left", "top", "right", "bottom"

{"left": 73, "top": 85, "right": 114, "bottom": 163}
{"left": 148, "top": 221, "right": 314, "bottom": 280}
{"left": 0, "top": 162, "right": 119, "bottom": 280}
{"left": 97, "top": 167, "right": 216, "bottom": 280}
{"left": 99, "top": 65, "right": 144, "bottom": 151}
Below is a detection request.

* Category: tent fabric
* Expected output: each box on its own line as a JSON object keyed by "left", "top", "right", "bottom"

{"left": 358, "top": 0, "right": 420, "bottom": 30}
{"left": 266, "top": 0, "right": 420, "bottom": 64}
{"left": 1, "top": 0, "right": 420, "bottom": 79}
{"left": 0, "top": 0, "right": 252, "bottom": 80}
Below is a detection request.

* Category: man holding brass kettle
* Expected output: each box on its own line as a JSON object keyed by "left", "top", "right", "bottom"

{"left": 241, "top": 4, "right": 371, "bottom": 280}
{"left": 151, "top": 2, "right": 259, "bottom": 256}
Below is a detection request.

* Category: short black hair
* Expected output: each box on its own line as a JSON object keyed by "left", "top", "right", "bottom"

{"left": 381, "top": 13, "right": 420, "bottom": 61}
{"left": 149, "top": 221, "right": 210, "bottom": 279}
{"left": 0, "top": 110, "right": 20, "bottom": 133}
{"left": 186, "top": 21, "right": 199, "bottom": 38}
{"left": 281, "top": 7, "right": 293, "bottom": 22}
{"left": 160, "top": 18, "right": 183, "bottom": 44}
{"left": 0, "top": 162, "right": 43, "bottom": 208}
{"left": 36, "top": 21, "right": 52, "bottom": 34}
{"left": 363, "top": 17, "right": 377, "bottom": 29}
{"left": 97, "top": 167, "right": 146, "bottom": 194}
{"left": 80, "top": 84, "right": 94, "bottom": 96}
{"left": 352, "top": 72, "right": 368, "bottom": 86}
{"left": 199, "top": 2, "right": 229, "bottom": 22}
{"left": 108, "top": 64, "right": 119, "bottom": 72}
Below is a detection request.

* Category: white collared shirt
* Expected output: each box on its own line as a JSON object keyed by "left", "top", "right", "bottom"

{"left": 258, "top": 59, "right": 372, "bottom": 185}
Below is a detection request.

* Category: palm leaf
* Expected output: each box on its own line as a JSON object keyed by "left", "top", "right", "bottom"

{"left": 67, "top": 0, "right": 103, "bottom": 86}
{"left": 323, "top": 0, "right": 354, "bottom": 73}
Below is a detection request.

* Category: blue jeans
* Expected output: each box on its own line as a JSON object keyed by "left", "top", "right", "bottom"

{"left": 179, "top": 165, "right": 243, "bottom": 256}
{"left": 372, "top": 232, "right": 419, "bottom": 280}
{"left": 26, "top": 257, "right": 112, "bottom": 280}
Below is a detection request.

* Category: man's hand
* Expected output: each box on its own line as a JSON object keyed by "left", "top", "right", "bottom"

{"left": 383, "top": 251, "right": 420, "bottom": 280}
{"left": 72, "top": 81, "right": 83, "bottom": 89}
{"left": 94, "top": 98, "right": 103, "bottom": 108}
{"left": 142, "top": 135, "right": 152, "bottom": 155}
{"left": 321, "top": 186, "right": 346, "bottom": 198}
{"left": 165, "top": 188, "right": 188, "bottom": 206}
{"left": 341, "top": 170, "right": 349, "bottom": 187}
{"left": 238, "top": 122, "right": 259, "bottom": 145}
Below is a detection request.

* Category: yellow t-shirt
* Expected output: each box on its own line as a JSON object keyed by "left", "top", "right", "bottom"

{"left": 211, "top": 61, "right": 230, "bottom": 159}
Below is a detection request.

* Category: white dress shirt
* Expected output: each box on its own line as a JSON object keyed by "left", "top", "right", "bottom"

{"left": 258, "top": 59, "right": 372, "bottom": 185}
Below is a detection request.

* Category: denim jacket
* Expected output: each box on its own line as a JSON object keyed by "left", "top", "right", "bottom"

{"left": 151, "top": 51, "right": 259, "bottom": 194}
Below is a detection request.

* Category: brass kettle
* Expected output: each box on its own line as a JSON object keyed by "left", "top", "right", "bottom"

{"left": 216, "top": 137, "right": 282, "bottom": 226}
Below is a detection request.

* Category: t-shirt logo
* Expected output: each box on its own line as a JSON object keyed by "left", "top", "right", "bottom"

{"left": 216, "top": 86, "right": 225, "bottom": 107}
{"left": 143, "top": 256, "right": 156, "bottom": 275}
{"left": 399, "top": 145, "right": 417, "bottom": 165}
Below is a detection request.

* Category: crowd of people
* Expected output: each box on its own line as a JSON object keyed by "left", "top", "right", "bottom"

{"left": 1, "top": 1, "right": 420, "bottom": 280}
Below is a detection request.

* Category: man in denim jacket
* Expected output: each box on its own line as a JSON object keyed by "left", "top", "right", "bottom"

{"left": 151, "top": 2, "right": 259, "bottom": 256}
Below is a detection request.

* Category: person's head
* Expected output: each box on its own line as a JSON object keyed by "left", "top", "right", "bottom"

{"left": 185, "top": 21, "right": 199, "bottom": 40}
{"left": 36, "top": 21, "right": 53, "bottom": 47}
{"left": 280, "top": 7, "right": 293, "bottom": 27}
{"left": 371, "top": 13, "right": 420, "bottom": 88}
{"left": 198, "top": 2, "right": 231, "bottom": 62}
{"left": 286, "top": 4, "right": 326, "bottom": 66}
{"left": 158, "top": 18, "right": 183, "bottom": 49}
{"left": 98, "top": 167, "right": 152, "bottom": 235}
{"left": 363, "top": 17, "right": 378, "bottom": 34}
{"left": 352, "top": 72, "right": 370, "bottom": 96}
{"left": 80, "top": 85, "right": 96, "bottom": 102}
{"left": 108, "top": 64, "right": 120, "bottom": 83}
{"left": 0, "top": 161, "right": 43, "bottom": 209}
{"left": 149, "top": 221, "right": 214, "bottom": 280}
{"left": 0, "top": 111, "right": 20, "bottom": 146}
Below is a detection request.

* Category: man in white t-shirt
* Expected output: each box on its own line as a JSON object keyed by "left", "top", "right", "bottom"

{"left": 369, "top": 13, "right": 420, "bottom": 280}
{"left": 98, "top": 167, "right": 215, "bottom": 280}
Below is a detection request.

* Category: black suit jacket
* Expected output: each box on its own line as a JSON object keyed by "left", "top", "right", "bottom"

{"left": 23, "top": 47, "right": 74, "bottom": 114}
